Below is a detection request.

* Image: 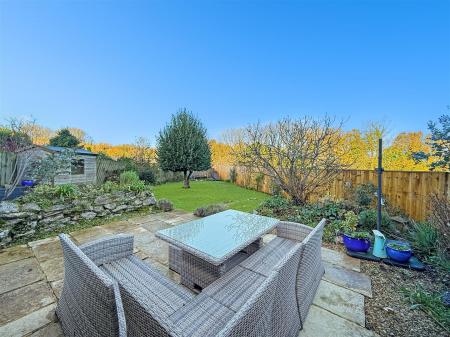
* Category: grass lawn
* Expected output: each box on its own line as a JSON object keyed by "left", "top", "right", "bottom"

{"left": 152, "top": 180, "right": 270, "bottom": 212}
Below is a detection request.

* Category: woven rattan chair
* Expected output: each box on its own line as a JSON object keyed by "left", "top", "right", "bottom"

{"left": 56, "top": 219, "right": 326, "bottom": 337}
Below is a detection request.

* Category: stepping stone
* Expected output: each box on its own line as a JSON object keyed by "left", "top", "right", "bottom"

{"left": 0, "top": 281, "right": 55, "bottom": 326}
{"left": 299, "top": 305, "right": 378, "bottom": 337}
{"left": 0, "top": 245, "right": 32, "bottom": 266}
{"left": 0, "top": 303, "right": 56, "bottom": 337}
{"left": 30, "top": 322, "right": 63, "bottom": 337}
{"left": 323, "top": 262, "right": 372, "bottom": 297}
{"left": 313, "top": 280, "right": 366, "bottom": 326}
{"left": 29, "top": 237, "right": 63, "bottom": 263}
{"left": 0, "top": 258, "right": 44, "bottom": 295}
{"left": 321, "top": 247, "right": 361, "bottom": 272}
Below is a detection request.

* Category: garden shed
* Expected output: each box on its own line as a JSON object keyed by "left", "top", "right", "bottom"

{"left": 23, "top": 145, "right": 98, "bottom": 185}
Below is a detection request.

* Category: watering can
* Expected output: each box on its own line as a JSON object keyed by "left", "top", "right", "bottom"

{"left": 372, "top": 230, "right": 387, "bottom": 258}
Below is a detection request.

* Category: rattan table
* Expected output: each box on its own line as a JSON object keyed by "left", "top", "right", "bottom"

{"left": 156, "top": 210, "right": 279, "bottom": 291}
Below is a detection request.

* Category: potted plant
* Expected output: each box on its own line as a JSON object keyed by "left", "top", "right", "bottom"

{"left": 340, "top": 211, "right": 372, "bottom": 253}
{"left": 386, "top": 241, "right": 412, "bottom": 262}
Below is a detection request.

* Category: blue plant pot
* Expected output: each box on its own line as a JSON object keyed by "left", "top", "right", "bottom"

{"left": 386, "top": 243, "right": 412, "bottom": 263}
{"left": 21, "top": 180, "right": 34, "bottom": 187}
{"left": 343, "top": 234, "right": 371, "bottom": 252}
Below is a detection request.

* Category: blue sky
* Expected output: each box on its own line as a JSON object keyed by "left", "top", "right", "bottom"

{"left": 1, "top": 0, "right": 449, "bottom": 145}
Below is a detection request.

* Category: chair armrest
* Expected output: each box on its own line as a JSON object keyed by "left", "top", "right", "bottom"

{"left": 80, "top": 234, "right": 134, "bottom": 266}
{"left": 276, "top": 221, "right": 313, "bottom": 242}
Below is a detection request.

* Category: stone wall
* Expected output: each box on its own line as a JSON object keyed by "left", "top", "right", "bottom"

{"left": 0, "top": 190, "right": 156, "bottom": 247}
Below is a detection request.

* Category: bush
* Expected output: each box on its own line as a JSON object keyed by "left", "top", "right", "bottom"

{"left": 139, "top": 169, "right": 156, "bottom": 184}
{"left": 194, "top": 204, "right": 227, "bottom": 217}
{"left": 256, "top": 195, "right": 293, "bottom": 217}
{"left": 157, "top": 199, "right": 173, "bottom": 212}
{"left": 408, "top": 222, "right": 439, "bottom": 256}
{"left": 229, "top": 167, "right": 238, "bottom": 183}
{"left": 55, "top": 184, "right": 80, "bottom": 200}
{"left": 358, "top": 209, "right": 391, "bottom": 229}
{"left": 119, "top": 171, "right": 140, "bottom": 185}
{"left": 21, "top": 183, "right": 80, "bottom": 206}
{"left": 354, "top": 183, "right": 377, "bottom": 207}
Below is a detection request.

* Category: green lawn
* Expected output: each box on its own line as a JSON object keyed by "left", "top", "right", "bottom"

{"left": 152, "top": 180, "right": 269, "bottom": 212}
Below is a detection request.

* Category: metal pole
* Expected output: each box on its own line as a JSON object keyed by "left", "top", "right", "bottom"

{"left": 377, "top": 138, "right": 383, "bottom": 231}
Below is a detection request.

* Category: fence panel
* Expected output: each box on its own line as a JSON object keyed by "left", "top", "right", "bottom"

{"left": 96, "top": 157, "right": 127, "bottom": 184}
{"left": 212, "top": 164, "right": 448, "bottom": 221}
{"left": 0, "top": 152, "right": 17, "bottom": 187}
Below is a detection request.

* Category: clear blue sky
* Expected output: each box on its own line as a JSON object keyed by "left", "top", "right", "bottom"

{"left": 1, "top": 0, "right": 449, "bottom": 145}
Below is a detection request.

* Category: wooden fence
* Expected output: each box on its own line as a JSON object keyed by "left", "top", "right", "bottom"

{"left": 213, "top": 164, "right": 448, "bottom": 221}
{"left": 96, "top": 157, "right": 127, "bottom": 184}
{"left": 0, "top": 152, "right": 17, "bottom": 187}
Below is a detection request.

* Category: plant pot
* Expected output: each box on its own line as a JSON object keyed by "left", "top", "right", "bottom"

{"left": 386, "top": 242, "right": 412, "bottom": 263}
{"left": 21, "top": 180, "right": 34, "bottom": 187}
{"left": 343, "top": 234, "right": 371, "bottom": 252}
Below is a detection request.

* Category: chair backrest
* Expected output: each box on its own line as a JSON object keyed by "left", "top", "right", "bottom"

{"left": 57, "top": 234, "right": 126, "bottom": 337}
{"left": 271, "top": 242, "right": 304, "bottom": 337}
{"left": 296, "top": 218, "right": 326, "bottom": 325}
{"left": 216, "top": 271, "right": 278, "bottom": 337}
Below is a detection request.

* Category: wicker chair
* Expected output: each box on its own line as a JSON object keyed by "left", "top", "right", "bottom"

{"left": 56, "top": 219, "right": 325, "bottom": 337}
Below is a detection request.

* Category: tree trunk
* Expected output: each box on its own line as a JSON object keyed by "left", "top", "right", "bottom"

{"left": 183, "top": 170, "right": 192, "bottom": 188}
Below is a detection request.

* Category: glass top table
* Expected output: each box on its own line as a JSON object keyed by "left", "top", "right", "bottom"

{"left": 156, "top": 209, "right": 279, "bottom": 265}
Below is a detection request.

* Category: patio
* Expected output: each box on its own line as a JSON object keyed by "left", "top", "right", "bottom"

{"left": 0, "top": 210, "right": 377, "bottom": 337}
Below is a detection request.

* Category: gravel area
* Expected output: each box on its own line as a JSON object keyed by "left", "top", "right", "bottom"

{"left": 362, "top": 261, "right": 449, "bottom": 337}
{"left": 324, "top": 242, "right": 449, "bottom": 336}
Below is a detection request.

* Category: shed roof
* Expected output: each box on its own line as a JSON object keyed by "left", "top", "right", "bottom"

{"left": 44, "top": 146, "right": 97, "bottom": 156}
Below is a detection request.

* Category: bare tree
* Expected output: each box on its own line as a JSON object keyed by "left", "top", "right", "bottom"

{"left": 231, "top": 116, "right": 349, "bottom": 205}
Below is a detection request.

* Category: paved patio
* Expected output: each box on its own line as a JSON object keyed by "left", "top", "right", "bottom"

{"left": 0, "top": 210, "right": 378, "bottom": 337}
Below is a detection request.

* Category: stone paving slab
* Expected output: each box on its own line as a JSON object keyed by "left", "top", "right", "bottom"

{"left": 299, "top": 304, "right": 378, "bottom": 337}
{"left": 323, "top": 261, "right": 372, "bottom": 297}
{"left": 0, "top": 245, "right": 32, "bottom": 266}
{"left": 29, "top": 323, "right": 63, "bottom": 337}
{"left": 141, "top": 220, "right": 172, "bottom": 232}
{"left": 70, "top": 226, "right": 114, "bottom": 245}
{"left": 0, "top": 210, "right": 375, "bottom": 337}
{"left": 313, "top": 279, "right": 366, "bottom": 326}
{"left": 0, "top": 304, "right": 56, "bottom": 337}
{"left": 0, "top": 281, "right": 55, "bottom": 326}
{"left": 138, "top": 238, "right": 169, "bottom": 265}
{"left": 0, "top": 258, "right": 44, "bottom": 295}
{"left": 28, "top": 237, "right": 63, "bottom": 263}
{"left": 321, "top": 247, "right": 361, "bottom": 272}
{"left": 39, "top": 257, "right": 64, "bottom": 282}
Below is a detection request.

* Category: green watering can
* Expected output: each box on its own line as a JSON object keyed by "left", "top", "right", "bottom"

{"left": 372, "top": 230, "right": 387, "bottom": 258}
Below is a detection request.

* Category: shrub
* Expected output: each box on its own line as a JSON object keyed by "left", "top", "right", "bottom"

{"left": 428, "top": 194, "right": 450, "bottom": 251}
{"left": 194, "top": 204, "right": 227, "bottom": 217}
{"left": 55, "top": 184, "right": 80, "bottom": 200}
{"left": 354, "top": 183, "right": 377, "bottom": 207}
{"left": 229, "top": 167, "right": 238, "bottom": 183}
{"left": 139, "top": 168, "right": 156, "bottom": 184}
{"left": 358, "top": 209, "right": 391, "bottom": 229}
{"left": 157, "top": 199, "right": 173, "bottom": 212}
{"left": 408, "top": 221, "right": 439, "bottom": 256}
{"left": 340, "top": 211, "right": 358, "bottom": 234}
{"left": 344, "top": 231, "right": 371, "bottom": 240}
{"left": 119, "top": 170, "right": 140, "bottom": 185}
{"left": 256, "top": 195, "right": 292, "bottom": 217}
